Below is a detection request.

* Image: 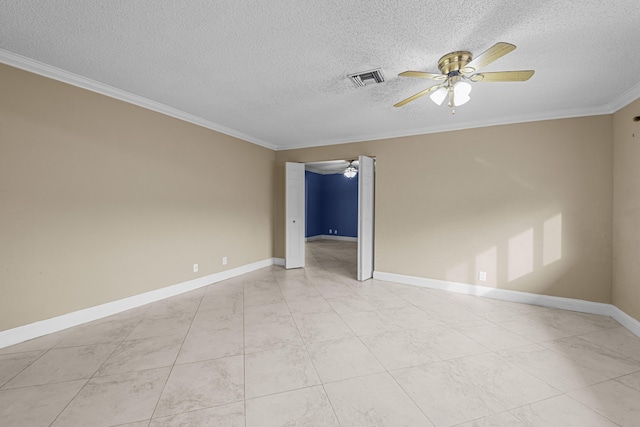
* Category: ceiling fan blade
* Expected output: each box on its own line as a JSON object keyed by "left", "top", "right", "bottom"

{"left": 393, "top": 84, "right": 444, "bottom": 107}
{"left": 461, "top": 42, "right": 516, "bottom": 74}
{"left": 469, "top": 70, "right": 535, "bottom": 82}
{"left": 399, "top": 71, "right": 447, "bottom": 80}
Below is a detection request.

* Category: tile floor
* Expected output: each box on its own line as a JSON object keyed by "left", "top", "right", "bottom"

{"left": 1, "top": 240, "right": 640, "bottom": 426}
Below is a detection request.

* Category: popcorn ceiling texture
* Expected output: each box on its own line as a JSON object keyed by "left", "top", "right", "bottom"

{"left": 1, "top": 0, "right": 639, "bottom": 149}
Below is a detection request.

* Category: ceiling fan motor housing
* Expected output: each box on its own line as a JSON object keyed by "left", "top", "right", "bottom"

{"left": 438, "top": 51, "right": 472, "bottom": 75}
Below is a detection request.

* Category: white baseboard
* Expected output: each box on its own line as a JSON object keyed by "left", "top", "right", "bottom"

{"left": 6, "top": 264, "right": 637, "bottom": 349}
{"left": 0, "top": 257, "right": 279, "bottom": 349}
{"left": 610, "top": 306, "right": 640, "bottom": 337}
{"left": 373, "top": 271, "right": 640, "bottom": 338}
{"left": 306, "top": 235, "right": 357, "bottom": 242}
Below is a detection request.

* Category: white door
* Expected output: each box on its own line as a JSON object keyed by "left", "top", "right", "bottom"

{"left": 358, "top": 155, "right": 374, "bottom": 280}
{"left": 285, "top": 162, "right": 305, "bottom": 269}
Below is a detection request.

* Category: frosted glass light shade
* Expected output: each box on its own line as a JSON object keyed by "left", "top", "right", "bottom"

{"left": 453, "top": 81, "right": 472, "bottom": 106}
{"left": 429, "top": 87, "right": 448, "bottom": 105}
{"left": 344, "top": 164, "right": 357, "bottom": 178}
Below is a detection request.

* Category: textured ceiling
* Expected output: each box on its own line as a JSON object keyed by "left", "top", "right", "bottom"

{"left": 1, "top": 1, "right": 640, "bottom": 150}
{"left": 306, "top": 160, "right": 359, "bottom": 175}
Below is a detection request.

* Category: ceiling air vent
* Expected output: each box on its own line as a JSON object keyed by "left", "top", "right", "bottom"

{"left": 348, "top": 68, "right": 385, "bottom": 87}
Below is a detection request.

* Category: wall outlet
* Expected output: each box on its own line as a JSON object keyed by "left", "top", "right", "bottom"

{"left": 222, "top": 256, "right": 228, "bottom": 265}
{"left": 193, "top": 263, "right": 199, "bottom": 273}
{"left": 478, "top": 271, "right": 487, "bottom": 281}
{"left": 334, "top": 229, "right": 338, "bottom": 234}
{"left": 329, "top": 229, "right": 332, "bottom": 234}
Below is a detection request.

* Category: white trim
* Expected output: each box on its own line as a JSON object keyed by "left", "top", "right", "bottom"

{"left": 3, "top": 49, "right": 638, "bottom": 153}
{"left": 304, "top": 167, "right": 345, "bottom": 175}
{"left": 607, "top": 81, "right": 640, "bottom": 112}
{"left": 281, "top": 108, "right": 612, "bottom": 150}
{"left": 610, "top": 306, "right": 640, "bottom": 338}
{"left": 0, "top": 258, "right": 279, "bottom": 349}
{"left": 279, "top": 89, "right": 639, "bottom": 150}
{"left": 273, "top": 258, "right": 285, "bottom": 266}
{"left": 306, "top": 235, "right": 357, "bottom": 242}
{"left": 373, "top": 271, "right": 640, "bottom": 338}
{"left": 0, "top": 49, "right": 276, "bottom": 151}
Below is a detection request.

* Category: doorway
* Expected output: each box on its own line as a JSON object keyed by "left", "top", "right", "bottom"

{"left": 285, "top": 156, "right": 375, "bottom": 281}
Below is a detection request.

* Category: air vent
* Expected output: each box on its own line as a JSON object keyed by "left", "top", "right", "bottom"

{"left": 348, "top": 68, "right": 385, "bottom": 87}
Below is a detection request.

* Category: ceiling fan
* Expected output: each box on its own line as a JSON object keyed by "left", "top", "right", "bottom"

{"left": 394, "top": 42, "right": 534, "bottom": 113}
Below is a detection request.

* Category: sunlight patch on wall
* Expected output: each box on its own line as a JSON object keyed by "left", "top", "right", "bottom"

{"left": 508, "top": 228, "right": 534, "bottom": 281}
{"left": 543, "top": 213, "right": 563, "bottom": 266}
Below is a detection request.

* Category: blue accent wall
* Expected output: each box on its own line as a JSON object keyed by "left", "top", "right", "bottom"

{"left": 305, "top": 171, "right": 358, "bottom": 238}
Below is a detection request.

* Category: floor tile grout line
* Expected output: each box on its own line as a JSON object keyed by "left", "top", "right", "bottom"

{"left": 504, "top": 391, "right": 622, "bottom": 426}
{"left": 147, "top": 290, "right": 205, "bottom": 421}
{"left": 39, "top": 331, "right": 126, "bottom": 426}
{"left": 536, "top": 333, "right": 640, "bottom": 367}
{"left": 475, "top": 315, "right": 541, "bottom": 345}
{"left": 276, "top": 270, "right": 344, "bottom": 426}
{"left": 242, "top": 274, "right": 251, "bottom": 427}
{"left": 493, "top": 342, "right": 640, "bottom": 394}
{"left": 384, "top": 364, "right": 438, "bottom": 426}
{"left": 304, "top": 250, "right": 437, "bottom": 425}
{"left": 310, "top": 244, "right": 608, "bottom": 426}
{"left": 46, "top": 378, "right": 91, "bottom": 427}
{"left": 567, "top": 330, "right": 640, "bottom": 363}
{"left": 0, "top": 312, "right": 146, "bottom": 390}
{"left": 563, "top": 390, "right": 626, "bottom": 427}
{"left": 328, "top": 280, "right": 444, "bottom": 425}
{"left": 482, "top": 342, "right": 640, "bottom": 422}
{"left": 5, "top": 241, "right": 640, "bottom": 425}
{"left": 145, "top": 399, "right": 245, "bottom": 425}
{"left": 312, "top": 244, "right": 476, "bottom": 425}
{"left": 0, "top": 347, "right": 51, "bottom": 390}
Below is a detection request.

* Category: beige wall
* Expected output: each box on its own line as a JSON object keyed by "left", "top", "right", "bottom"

{"left": 276, "top": 116, "right": 614, "bottom": 303}
{"left": 0, "top": 64, "right": 275, "bottom": 330}
{"left": 2, "top": 59, "right": 632, "bottom": 332}
{"left": 613, "top": 98, "right": 640, "bottom": 320}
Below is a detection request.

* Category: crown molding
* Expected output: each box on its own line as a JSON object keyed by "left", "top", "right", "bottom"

{"left": 305, "top": 166, "right": 347, "bottom": 175}
{"left": 0, "top": 49, "right": 277, "bottom": 151}
{"left": 607, "top": 81, "right": 640, "bottom": 113}
{"left": 3, "top": 48, "right": 638, "bottom": 152}
{"left": 277, "top": 84, "right": 640, "bottom": 150}
{"left": 278, "top": 105, "right": 613, "bottom": 151}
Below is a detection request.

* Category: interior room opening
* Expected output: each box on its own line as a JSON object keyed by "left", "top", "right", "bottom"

{"left": 305, "top": 160, "right": 359, "bottom": 279}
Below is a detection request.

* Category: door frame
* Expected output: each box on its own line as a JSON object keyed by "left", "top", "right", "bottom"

{"left": 284, "top": 158, "right": 375, "bottom": 280}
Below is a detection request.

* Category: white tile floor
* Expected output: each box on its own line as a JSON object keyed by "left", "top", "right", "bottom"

{"left": 1, "top": 240, "right": 640, "bottom": 426}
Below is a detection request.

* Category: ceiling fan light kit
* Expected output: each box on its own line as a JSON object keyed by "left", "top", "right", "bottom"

{"left": 430, "top": 86, "right": 448, "bottom": 106}
{"left": 394, "top": 42, "right": 534, "bottom": 114}
{"left": 344, "top": 161, "right": 358, "bottom": 178}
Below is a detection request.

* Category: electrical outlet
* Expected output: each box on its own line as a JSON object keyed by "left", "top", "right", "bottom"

{"left": 478, "top": 271, "right": 487, "bottom": 281}
{"left": 329, "top": 229, "right": 332, "bottom": 234}
{"left": 334, "top": 229, "right": 338, "bottom": 234}
{"left": 193, "top": 263, "right": 199, "bottom": 273}
{"left": 222, "top": 256, "right": 228, "bottom": 265}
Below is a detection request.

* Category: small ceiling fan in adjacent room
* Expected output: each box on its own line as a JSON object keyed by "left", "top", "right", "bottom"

{"left": 394, "top": 42, "right": 534, "bottom": 113}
